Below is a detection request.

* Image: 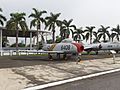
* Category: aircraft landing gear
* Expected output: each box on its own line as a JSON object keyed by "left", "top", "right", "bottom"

{"left": 63, "top": 54, "right": 67, "bottom": 60}
{"left": 76, "top": 54, "right": 82, "bottom": 64}
{"left": 115, "top": 50, "right": 119, "bottom": 53}
{"left": 87, "top": 51, "right": 90, "bottom": 55}
{"left": 95, "top": 51, "right": 98, "bottom": 55}
{"left": 57, "top": 53, "right": 60, "bottom": 59}
{"left": 48, "top": 53, "right": 52, "bottom": 60}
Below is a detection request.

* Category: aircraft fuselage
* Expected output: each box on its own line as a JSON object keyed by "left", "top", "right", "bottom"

{"left": 42, "top": 42, "right": 84, "bottom": 54}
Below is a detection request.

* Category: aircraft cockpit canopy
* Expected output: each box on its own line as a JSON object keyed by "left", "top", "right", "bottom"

{"left": 61, "top": 38, "right": 75, "bottom": 43}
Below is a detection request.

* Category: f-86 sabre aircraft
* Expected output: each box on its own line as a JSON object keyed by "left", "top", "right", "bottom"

{"left": 84, "top": 42, "right": 120, "bottom": 54}
{"left": 41, "top": 38, "right": 84, "bottom": 60}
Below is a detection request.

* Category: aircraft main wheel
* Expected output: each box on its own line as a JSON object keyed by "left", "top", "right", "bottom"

{"left": 115, "top": 50, "right": 119, "bottom": 53}
{"left": 87, "top": 51, "right": 90, "bottom": 55}
{"left": 95, "top": 51, "right": 98, "bottom": 55}
{"left": 78, "top": 56, "right": 81, "bottom": 61}
{"left": 57, "top": 53, "right": 60, "bottom": 59}
{"left": 63, "top": 54, "right": 67, "bottom": 60}
{"left": 76, "top": 56, "right": 81, "bottom": 64}
{"left": 48, "top": 54, "right": 52, "bottom": 60}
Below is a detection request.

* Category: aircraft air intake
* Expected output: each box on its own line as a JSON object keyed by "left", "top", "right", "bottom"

{"left": 80, "top": 45, "right": 84, "bottom": 53}
{"left": 72, "top": 43, "right": 84, "bottom": 53}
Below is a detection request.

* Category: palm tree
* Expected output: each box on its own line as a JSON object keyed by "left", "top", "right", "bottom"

{"left": 62, "top": 19, "right": 76, "bottom": 38}
{"left": 59, "top": 25, "right": 66, "bottom": 41}
{"left": 98, "top": 25, "right": 110, "bottom": 42}
{"left": 93, "top": 31, "right": 100, "bottom": 43}
{"left": 0, "top": 8, "right": 7, "bottom": 26}
{"left": 111, "top": 25, "right": 120, "bottom": 41}
{"left": 73, "top": 27, "right": 85, "bottom": 42}
{"left": 29, "top": 8, "right": 47, "bottom": 50}
{"left": 6, "top": 12, "right": 28, "bottom": 54}
{"left": 110, "top": 32, "right": 116, "bottom": 42}
{"left": 45, "top": 12, "right": 61, "bottom": 43}
{"left": 84, "top": 26, "right": 95, "bottom": 44}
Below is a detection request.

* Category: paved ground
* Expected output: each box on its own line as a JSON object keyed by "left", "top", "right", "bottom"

{"left": 0, "top": 54, "right": 120, "bottom": 90}
{"left": 44, "top": 71, "right": 120, "bottom": 90}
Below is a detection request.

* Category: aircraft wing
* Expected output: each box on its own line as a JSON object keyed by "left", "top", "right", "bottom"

{"left": 84, "top": 46, "right": 93, "bottom": 51}
{"left": 110, "top": 50, "right": 116, "bottom": 54}
{"left": 83, "top": 43, "right": 101, "bottom": 51}
{"left": 28, "top": 50, "right": 64, "bottom": 54}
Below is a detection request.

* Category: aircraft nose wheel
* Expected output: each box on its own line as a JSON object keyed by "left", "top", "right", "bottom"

{"left": 63, "top": 54, "right": 67, "bottom": 60}
{"left": 76, "top": 54, "right": 82, "bottom": 64}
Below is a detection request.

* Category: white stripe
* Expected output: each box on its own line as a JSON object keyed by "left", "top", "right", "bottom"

{"left": 23, "top": 68, "right": 120, "bottom": 90}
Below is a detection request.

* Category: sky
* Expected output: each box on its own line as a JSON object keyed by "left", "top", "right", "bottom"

{"left": 0, "top": 0, "right": 120, "bottom": 44}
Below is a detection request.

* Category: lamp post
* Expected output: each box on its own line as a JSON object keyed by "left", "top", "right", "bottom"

{"left": 0, "top": 29, "right": 2, "bottom": 56}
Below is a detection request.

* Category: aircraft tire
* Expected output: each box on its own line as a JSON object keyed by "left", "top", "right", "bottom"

{"left": 76, "top": 56, "right": 81, "bottom": 64}
{"left": 95, "top": 51, "right": 98, "bottom": 55}
{"left": 87, "top": 51, "right": 90, "bottom": 55}
{"left": 63, "top": 54, "right": 67, "bottom": 60}
{"left": 48, "top": 54, "right": 52, "bottom": 60}
{"left": 57, "top": 53, "right": 60, "bottom": 59}
{"left": 115, "top": 50, "right": 119, "bottom": 53}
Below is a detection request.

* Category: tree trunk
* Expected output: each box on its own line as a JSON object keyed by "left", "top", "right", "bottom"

{"left": 63, "top": 32, "right": 65, "bottom": 39}
{"left": 118, "top": 35, "right": 120, "bottom": 41}
{"left": 16, "top": 29, "right": 19, "bottom": 55}
{"left": 111, "top": 36, "right": 113, "bottom": 42}
{"left": 37, "top": 23, "right": 41, "bottom": 50}
{"left": 52, "top": 29, "right": 55, "bottom": 43}
{"left": 90, "top": 34, "right": 92, "bottom": 44}
{"left": 25, "top": 36, "right": 27, "bottom": 48}
{"left": 37, "top": 28, "right": 39, "bottom": 50}
{"left": 103, "top": 35, "right": 105, "bottom": 42}
{"left": 60, "top": 34, "right": 63, "bottom": 41}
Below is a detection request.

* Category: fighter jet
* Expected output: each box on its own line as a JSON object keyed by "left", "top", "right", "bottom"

{"left": 84, "top": 42, "right": 120, "bottom": 54}
{"left": 40, "top": 32, "right": 120, "bottom": 60}
{"left": 41, "top": 38, "right": 84, "bottom": 60}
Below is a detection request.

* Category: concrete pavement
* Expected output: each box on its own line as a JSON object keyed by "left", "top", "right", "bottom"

{"left": 0, "top": 55, "right": 120, "bottom": 90}
{"left": 43, "top": 71, "right": 120, "bottom": 90}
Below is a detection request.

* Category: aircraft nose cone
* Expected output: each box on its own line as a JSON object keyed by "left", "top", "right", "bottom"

{"left": 72, "top": 43, "right": 84, "bottom": 53}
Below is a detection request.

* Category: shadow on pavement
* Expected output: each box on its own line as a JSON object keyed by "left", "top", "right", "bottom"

{"left": 0, "top": 54, "right": 118, "bottom": 69}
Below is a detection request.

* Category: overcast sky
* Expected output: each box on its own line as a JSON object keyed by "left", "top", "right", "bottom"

{"left": 0, "top": 0, "right": 120, "bottom": 44}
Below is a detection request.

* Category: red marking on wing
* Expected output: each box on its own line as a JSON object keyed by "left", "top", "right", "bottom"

{"left": 72, "top": 43, "right": 84, "bottom": 53}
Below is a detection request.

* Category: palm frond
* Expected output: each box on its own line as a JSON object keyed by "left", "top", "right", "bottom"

{"left": 40, "top": 10, "right": 47, "bottom": 14}
{"left": 68, "top": 19, "right": 73, "bottom": 25}
{"left": 0, "top": 14, "right": 7, "bottom": 21}
{"left": 32, "top": 8, "right": 38, "bottom": 15}
{"left": 56, "top": 20, "right": 62, "bottom": 26}
{"left": 30, "top": 19, "right": 36, "bottom": 28}
{"left": 0, "top": 20, "right": 4, "bottom": 26}
{"left": 98, "top": 34, "right": 103, "bottom": 40}
{"left": 39, "top": 18, "right": 45, "bottom": 23}
{"left": 0, "top": 8, "right": 2, "bottom": 12}
{"left": 70, "top": 25, "right": 76, "bottom": 30}
{"left": 85, "top": 33, "right": 90, "bottom": 41}
{"left": 28, "top": 13, "right": 36, "bottom": 18}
